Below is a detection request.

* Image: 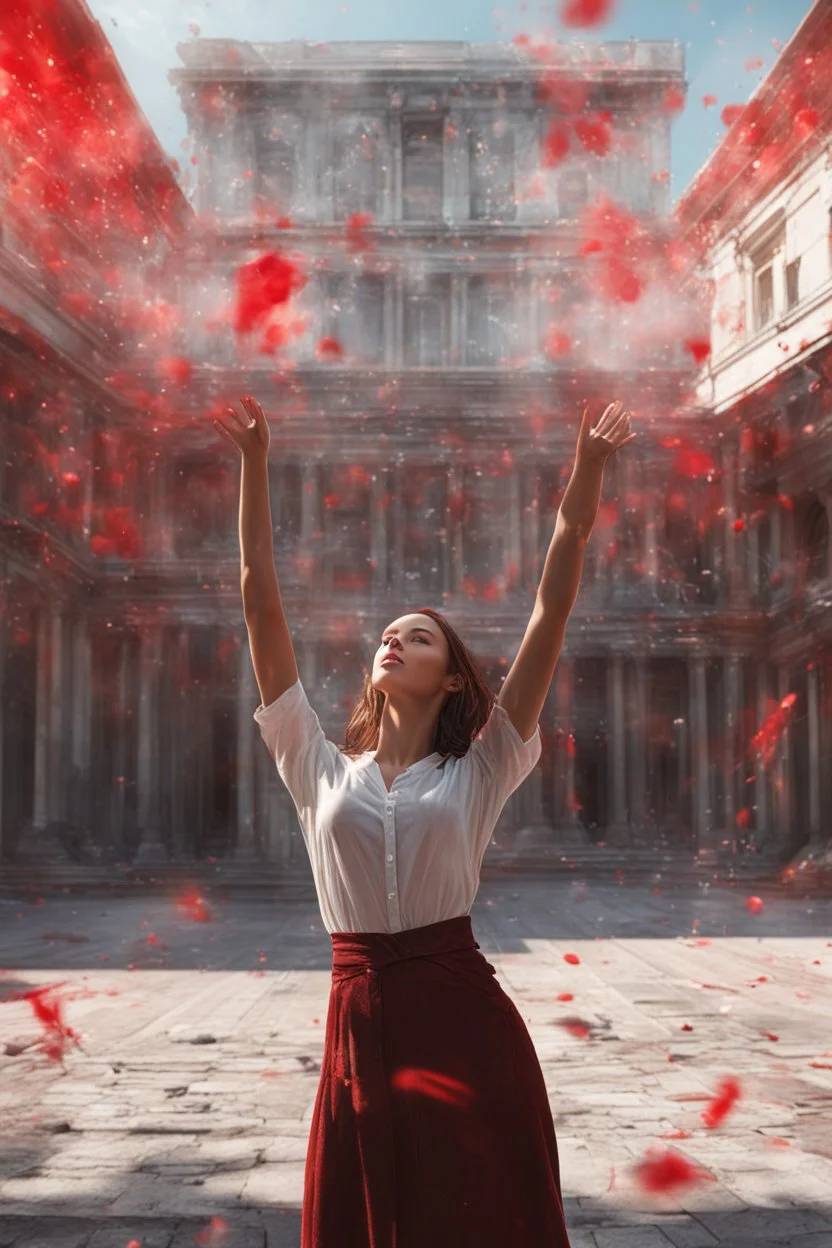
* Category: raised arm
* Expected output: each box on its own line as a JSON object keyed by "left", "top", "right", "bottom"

{"left": 495, "top": 400, "right": 635, "bottom": 743}
{"left": 213, "top": 396, "right": 299, "bottom": 708}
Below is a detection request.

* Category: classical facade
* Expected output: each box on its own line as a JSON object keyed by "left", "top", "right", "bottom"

{"left": 11, "top": 24, "right": 822, "bottom": 881}
{"left": 676, "top": 0, "right": 832, "bottom": 869}
{"left": 161, "top": 35, "right": 737, "bottom": 873}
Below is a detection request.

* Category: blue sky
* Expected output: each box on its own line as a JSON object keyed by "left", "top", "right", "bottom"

{"left": 90, "top": 0, "right": 815, "bottom": 201}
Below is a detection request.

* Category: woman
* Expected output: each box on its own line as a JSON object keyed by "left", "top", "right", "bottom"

{"left": 214, "top": 394, "right": 634, "bottom": 1248}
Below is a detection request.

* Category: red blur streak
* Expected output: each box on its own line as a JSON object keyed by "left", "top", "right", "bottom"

{"left": 633, "top": 1147, "right": 715, "bottom": 1194}
{"left": 700, "top": 1076, "right": 742, "bottom": 1129}
{"left": 233, "top": 250, "right": 307, "bottom": 336}
{"left": 176, "top": 892, "right": 213, "bottom": 923}
{"left": 557, "top": 1016, "right": 592, "bottom": 1039}
{"left": 390, "top": 1067, "right": 476, "bottom": 1110}
{"left": 556, "top": 992, "right": 574, "bottom": 1002}
{"left": 563, "top": 952, "right": 581, "bottom": 965}
{"left": 24, "top": 984, "right": 84, "bottom": 1064}
{"left": 673, "top": 446, "right": 716, "bottom": 478}
{"left": 702, "top": 94, "right": 718, "bottom": 108}
{"left": 559, "top": 0, "right": 616, "bottom": 29}
{"left": 751, "top": 693, "right": 798, "bottom": 768}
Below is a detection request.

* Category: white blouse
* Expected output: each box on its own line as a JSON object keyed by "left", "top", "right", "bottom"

{"left": 253, "top": 678, "right": 542, "bottom": 934}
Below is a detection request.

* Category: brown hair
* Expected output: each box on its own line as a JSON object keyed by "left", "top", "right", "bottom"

{"left": 337, "top": 606, "right": 497, "bottom": 761}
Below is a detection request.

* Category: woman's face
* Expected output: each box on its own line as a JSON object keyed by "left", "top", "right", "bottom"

{"left": 371, "top": 613, "right": 452, "bottom": 696}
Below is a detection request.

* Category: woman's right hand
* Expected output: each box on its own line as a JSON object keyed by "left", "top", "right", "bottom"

{"left": 213, "top": 395, "right": 270, "bottom": 459}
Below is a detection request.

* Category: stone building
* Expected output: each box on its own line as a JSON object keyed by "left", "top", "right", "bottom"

{"left": 676, "top": 0, "right": 832, "bottom": 870}
{"left": 0, "top": 0, "right": 191, "bottom": 869}
{"left": 162, "top": 35, "right": 734, "bottom": 875}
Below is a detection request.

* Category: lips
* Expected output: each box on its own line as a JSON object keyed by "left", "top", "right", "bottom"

{"left": 381, "top": 655, "right": 403, "bottom": 666}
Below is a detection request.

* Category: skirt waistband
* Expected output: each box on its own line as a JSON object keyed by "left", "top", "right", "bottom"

{"left": 330, "top": 914, "right": 478, "bottom": 976}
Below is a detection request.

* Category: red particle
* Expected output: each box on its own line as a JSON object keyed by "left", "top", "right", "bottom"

{"left": 634, "top": 1147, "right": 713, "bottom": 1194}
{"left": 345, "top": 211, "right": 375, "bottom": 252}
{"left": 556, "top": 992, "right": 574, "bottom": 1002}
{"left": 573, "top": 115, "right": 612, "bottom": 157}
{"left": 746, "top": 895, "right": 764, "bottom": 915}
{"left": 542, "top": 120, "right": 571, "bottom": 168}
{"left": 701, "top": 1076, "right": 741, "bottom": 1129}
{"left": 563, "top": 952, "right": 581, "bottom": 965}
{"left": 702, "top": 94, "right": 718, "bottom": 108}
{"left": 795, "top": 108, "right": 820, "bottom": 139}
{"left": 721, "top": 104, "right": 745, "bottom": 127}
{"left": 681, "top": 1023, "right": 694, "bottom": 1032}
{"left": 662, "top": 87, "right": 686, "bottom": 114}
{"left": 558, "top": 1016, "right": 591, "bottom": 1039}
{"left": 684, "top": 337, "right": 711, "bottom": 365}
{"left": 23, "top": 985, "right": 84, "bottom": 1064}
{"left": 233, "top": 250, "right": 307, "bottom": 336}
{"left": 578, "top": 237, "right": 604, "bottom": 256}
{"left": 316, "top": 336, "right": 345, "bottom": 360}
{"left": 762, "top": 1032, "right": 780, "bottom": 1042}
{"left": 160, "top": 357, "right": 192, "bottom": 386}
{"left": 744, "top": 57, "right": 764, "bottom": 72}
{"left": 735, "top": 805, "right": 751, "bottom": 825}
{"left": 559, "top": 0, "right": 616, "bottom": 28}
{"left": 545, "top": 327, "right": 572, "bottom": 358}
{"left": 733, "top": 517, "right": 746, "bottom": 534}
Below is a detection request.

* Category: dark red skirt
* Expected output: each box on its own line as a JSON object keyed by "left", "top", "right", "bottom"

{"left": 300, "top": 914, "right": 571, "bottom": 1247}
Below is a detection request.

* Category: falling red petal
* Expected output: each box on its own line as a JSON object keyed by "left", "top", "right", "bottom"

{"left": 662, "top": 86, "right": 686, "bottom": 114}
{"left": 701, "top": 1076, "right": 742, "bottom": 1128}
{"left": 563, "top": 952, "right": 581, "bottom": 965}
{"left": 233, "top": 250, "right": 307, "bottom": 336}
{"left": 541, "top": 120, "right": 572, "bottom": 168}
{"left": 316, "top": 336, "right": 345, "bottom": 360}
{"left": 634, "top": 1147, "right": 713, "bottom": 1193}
{"left": 746, "top": 896, "right": 764, "bottom": 915}
{"left": 684, "top": 337, "right": 711, "bottom": 365}
{"left": 559, "top": 0, "right": 616, "bottom": 29}
{"left": 573, "top": 114, "right": 612, "bottom": 157}
{"left": 721, "top": 104, "right": 745, "bottom": 127}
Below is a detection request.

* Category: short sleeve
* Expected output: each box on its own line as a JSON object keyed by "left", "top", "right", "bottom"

{"left": 253, "top": 679, "right": 343, "bottom": 842}
{"left": 467, "top": 702, "right": 542, "bottom": 856}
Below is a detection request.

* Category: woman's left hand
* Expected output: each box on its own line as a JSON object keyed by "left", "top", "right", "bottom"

{"left": 577, "top": 400, "right": 636, "bottom": 465}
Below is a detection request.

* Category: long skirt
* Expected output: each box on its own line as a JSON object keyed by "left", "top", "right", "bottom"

{"left": 300, "top": 913, "right": 572, "bottom": 1247}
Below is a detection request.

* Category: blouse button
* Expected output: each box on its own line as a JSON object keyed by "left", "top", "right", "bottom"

{"left": 388, "top": 891, "right": 395, "bottom": 899}
{"left": 387, "top": 854, "right": 393, "bottom": 862}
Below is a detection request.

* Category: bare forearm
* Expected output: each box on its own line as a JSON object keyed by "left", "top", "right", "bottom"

{"left": 536, "top": 455, "right": 605, "bottom": 616}
{"left": 239, "top": 453, "right": 280, "bottom": 609}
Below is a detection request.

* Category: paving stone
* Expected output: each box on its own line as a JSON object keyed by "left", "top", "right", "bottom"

{"left": 593, "top": 1228, "right": 675, "bottom": 1247}
{"left": 655, "top": 1215, "right": 721, "bottom": 1247}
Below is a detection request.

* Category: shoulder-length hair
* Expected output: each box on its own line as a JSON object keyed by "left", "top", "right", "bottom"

{"left": 337, "top": 606, "right": 496, "bottom": 761}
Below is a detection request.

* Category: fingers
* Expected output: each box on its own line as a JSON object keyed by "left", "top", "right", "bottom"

{"left": 595, "top": 399, "right": 623, "bottom": 435}
{"left": 212, "top": 417, "right": 241, "bottom": 450}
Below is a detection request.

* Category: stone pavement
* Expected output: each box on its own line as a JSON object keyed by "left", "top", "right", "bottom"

{"left": 0, "top": 878, "right": 830, "bottom": 1248}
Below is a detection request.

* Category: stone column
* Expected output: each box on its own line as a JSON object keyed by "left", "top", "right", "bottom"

{"left": 110, "top": 637, "right": 130, "bottom": 855}
{"left": 629, "top": 657, "right": 648, "bottom": 845}
{"left": 170, "top": 629, "right": 189, "bottom": 860}
{"left": 690, "top": 656, "right": 714, "bottom": 860}
{"left": 723, "top": 656, "right": 741, "bottom": 849}
{"left": 444, "top": 109, "right": 469, "bottom": 221}
{"left": 32, "top": 608, "right": 51, "bottom": 830}
{"left": 607, "top": 654, "right": 629, "bottom": 844}
{"left": 754, "top": 662, "right": 769, "bottom": 849}
{"left": 370, "top": 472, "right": 388, "bottom": 596}
{"left": 556, "top": 657, "right": 589, "bottom": 844}
{"left": 506, "top": 469, "right": 522, "bottom": 593}
{"left": 234, "top": 639, "right": 258, "bottom": 861}
{"left": 774, "top": 665, "right": 791, "bottom": 850}
{"left": 644, "top": 489, "right": 659, "bottom": 599}
{"left": 134, "top": 628, "right": 167, "bottom": 865}
{"left": 450, "top": 274, "right": 464, "bottom": 367}
{"left": 0, "top": 570, "right": 5, "bottom": 853}
{"left": 807, "top": 661, "right": 822, "bottom": 841}
{"left": 47, "top": 609, "right": 65, "bottom": 823}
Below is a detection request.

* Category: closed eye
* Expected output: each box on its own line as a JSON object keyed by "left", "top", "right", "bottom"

{"left": 381, "top": 636, "right": 429, "bottom": 644}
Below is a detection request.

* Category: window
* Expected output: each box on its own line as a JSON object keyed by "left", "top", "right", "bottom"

{"left": 786, "top": 258, "right": 801, "bottom": 310}
{"left": 254, "top": 127, "right": 295, "bottom": 215}
{"left": 402, "top": 117, "right": 444, "bottom": 220}
{"left": 327, "top": 274, "right": 385, "bottom": 364}
{"left": 558, "top": 168, "right": 589, "bottom": 220}
{"left": 754, "top": 262, "right": 774, "bottom": 330}
{"left": 404, "top": 276, "right": 450, "bottom": 366}
{"left": 467, "top": 276, "right": 514, "bottom": 364}
{"left": 469, "top": 121, "right": 516, "bottom": 222}
{"left": 332, "top": 116, "right": 385, "bottom": 220}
